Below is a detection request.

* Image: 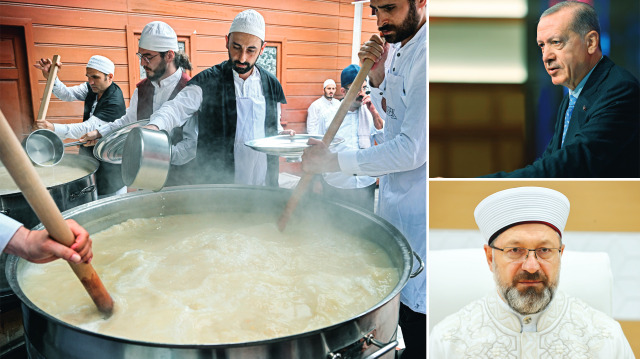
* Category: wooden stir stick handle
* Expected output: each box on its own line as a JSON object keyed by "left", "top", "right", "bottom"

{"left": 36, "top": 54, "right": 60, "bottom": 122}
{"left": 278, "top": 59, "right": 375, "bottom": 231}
{"left": 0, "top": 109, "right": 114, "bottom": 316}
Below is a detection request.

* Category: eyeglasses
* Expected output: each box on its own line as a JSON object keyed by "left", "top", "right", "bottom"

{"left": 490, "top": 245, "right": 561, "bottom": 262}
{"left": 136, "top": 53, "right": 159, "bottom": 64}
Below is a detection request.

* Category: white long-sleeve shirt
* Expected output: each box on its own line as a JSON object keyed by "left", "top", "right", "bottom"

{"left": 51, "top": 78, "right": 107, "bottom": 139}
{"left": 0, "top": 214, "right": 22, "bottom": 254}
{"left": 307, "top": 96, "right": 340, "bottom": 135}
{"left": 148, "top": 67, "right": 283, "bottom": 185}
{"left": 96, "top": 68, "right": 197, "bottom": 166}
{"left": 336, "top": 24, "right": 427, "bottom": 314}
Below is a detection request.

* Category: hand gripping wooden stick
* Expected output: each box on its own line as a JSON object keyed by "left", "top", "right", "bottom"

{"left": 0, "top": 109, "right": 114, "bottom": 316}
{"left": 36, "top": 54, "right": 61, "bottom": 123}
{"left": 277, "top": 58, "right": 375, "bottom": 231}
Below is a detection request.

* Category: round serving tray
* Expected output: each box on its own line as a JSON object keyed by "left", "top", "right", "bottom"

{"left": 93, "top": 120, "right": 150, "bottom": 164}
{"left": 245, "top": 134, "right": 344, "bottom": 162}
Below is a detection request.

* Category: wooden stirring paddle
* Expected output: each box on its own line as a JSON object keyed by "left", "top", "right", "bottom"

{"left": 278, "top": 58, "right": 375, "bottom": 231}
{"left": 0, "top": 109, "right": 114, "bottom": 316}
{"left": 36, "top": 54, "right": 61, "bottom": 126}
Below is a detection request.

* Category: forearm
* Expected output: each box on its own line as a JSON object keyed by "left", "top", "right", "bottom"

{"left": 52, "top": 78, "right": 88, "bottom": 102}
{"left": 149, "top": 85, "right": 202, "bottom": 131}
{"left": 55, "top": 116, "right": 107, "bottom": 139}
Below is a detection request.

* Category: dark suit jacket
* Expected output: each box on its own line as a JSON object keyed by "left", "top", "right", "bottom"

{"left": 483, "top": 56, "right": 639, "bottom": 178}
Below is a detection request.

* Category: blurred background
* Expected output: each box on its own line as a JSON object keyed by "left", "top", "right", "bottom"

{"left": 429, "top": 180, "right": 640, "bottom": 356}
{"left": 428, "top": 0, "right": 640, "bottom": 177}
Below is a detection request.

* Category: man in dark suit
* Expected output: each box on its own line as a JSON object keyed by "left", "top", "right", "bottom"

{"left": 483, "top": 1, "right": 639, "bottom": 178}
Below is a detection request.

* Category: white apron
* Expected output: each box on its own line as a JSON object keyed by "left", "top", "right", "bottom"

{"left": 234, "top": 96, "right": 267, "bottom": 186}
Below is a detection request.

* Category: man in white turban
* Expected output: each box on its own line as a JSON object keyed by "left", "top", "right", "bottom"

{"left": 34, "top": 55, "right": 126, "bottom": 197}
{"left": 146, "top": 9, "right": 291, "bottom": 186}
{"left": 81, "top": 21, "right": 197, "bottom": 185}
{"left": 430, "top": 186, "right": 634, "bottom": 359}
{"left": 306, "top": 79, "right": 339, "bottom": 135}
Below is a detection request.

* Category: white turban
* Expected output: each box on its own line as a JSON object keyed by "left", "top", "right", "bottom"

{"left": 139, "top": 21, "right": 179, "bottom": 52}
{"left": 323, "top": 79, "right": 336, "bottom": 89}
{"left": 474, "top": 187, "right": 570, "bottom": 244}
{"left": 86, "top": 55, "right": 115, "bottom": 75}
{"left": 229, "top": 9, "right": 265, "bottom": 41}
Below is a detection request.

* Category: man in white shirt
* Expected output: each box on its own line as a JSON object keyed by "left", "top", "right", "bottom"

{"left": 314, "top": 64, "right": 384, "bottom": 212}
{"left": 145, "top": 10, "right": 291, "bottom": 186}
{"left": 1, "top": 214, "right": 92, "bottom": 264}
{"left": 301, "top": 0, "right": 426, "bottom": 356}
{"left": 33, "top": 55, "right": 126, "bottom": 197}
{"left": 81, "top": 21, "right": 198, "bottom": 185}
{"left": 430, "top": 187, "right": 634, "bottom": 359}
{"left": 306, "top": 79, "right": 339, "bottom": 135}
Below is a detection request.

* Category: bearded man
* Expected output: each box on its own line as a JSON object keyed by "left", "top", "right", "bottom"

{"left": 430, "top": 187, "right": 634, "bottom": 359}
{"left": 81, "top": 21, "right": 197, "bottom": 185}
{"left": 145, "top": 9, "right": 291, "bottom": 186}
{"left": 306, "top": 79, "right": 339, "bottom": 135}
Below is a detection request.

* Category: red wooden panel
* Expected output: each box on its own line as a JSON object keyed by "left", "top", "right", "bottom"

{"left": 286, "top": 69, "right": 345, "bottom": 83}
{"left": 5, "top": 0, "right": 127, "bottom": 12}
{"left": 33, "top": 46, "right": 128, "bottom": 65}
{"left": 33, "top": 26, "right": 127, "bottom": 47}
{"left": 287, "top": 55, "right": 340, "bottom": 70}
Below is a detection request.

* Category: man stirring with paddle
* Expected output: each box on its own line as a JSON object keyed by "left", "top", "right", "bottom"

{"left": 301, "top": 0, "right": 426, "bottom": 356}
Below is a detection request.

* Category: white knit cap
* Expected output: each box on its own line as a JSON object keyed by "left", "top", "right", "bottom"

{"left": 86, "top": 55, "right": 115, "bottom": 75}
{"left": 474, "top": 187, "right": 570, "bottom": 244}
{"left": 323, "top": 79, "right": 336, "bottom": 89}
{"left": 139, "top": 21, "right": 179, "bottom": 52}
{"left": 229, "top": 10, "right": 265, "bottom": 41}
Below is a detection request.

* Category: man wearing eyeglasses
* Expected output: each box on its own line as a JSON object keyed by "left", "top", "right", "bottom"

{"left": 310, "top": 64, "right": 384, "bottom": 212}
{"left": 81, "top": 21, "right": 198, "bottom": 185}
{"left": 34, "top": 55, "right": 126, "bottom": 197}
{"left": 430, "top": 186, "right": 634, "bottom": 358}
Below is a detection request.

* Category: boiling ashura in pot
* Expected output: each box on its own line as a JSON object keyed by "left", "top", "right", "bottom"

{"left": 18, "top": 213, "right": 399, "bottom": 344}
{"left": 0, "top": 163, "right": 91, "bottom": 195}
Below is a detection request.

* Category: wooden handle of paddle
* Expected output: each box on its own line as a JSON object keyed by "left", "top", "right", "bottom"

{"left": 0, "top": 108, "right": 114, "bottom": 316}
{"left": 278, "top": 59, "right": 375, "bottom": 231}
{"left": 36, "top": 54, "right": 60, "bottom": 122}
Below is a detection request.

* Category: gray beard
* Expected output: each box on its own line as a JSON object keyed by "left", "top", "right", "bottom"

{"left": 493, "top": 261, "right": 559, "bottom": 315}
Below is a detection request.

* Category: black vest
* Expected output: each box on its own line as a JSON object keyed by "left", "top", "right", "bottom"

{"left": 187, "top": 61, "right": 286, "bottom": 186}
{"left": 81, "top": 82, "right": 126, "bottom": 195}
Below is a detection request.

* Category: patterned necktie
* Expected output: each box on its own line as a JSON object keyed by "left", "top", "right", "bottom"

{"left": 561, "top": 94, "right": 577, "bottom": 148}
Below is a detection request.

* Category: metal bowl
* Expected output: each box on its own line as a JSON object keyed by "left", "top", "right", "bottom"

{"left": 121, "top": 127, "right": 171, "bottom": 191}
{"left": 23, "top": 129, "right": 64, "bottom": 166}
{"left": 245, "top": 134, "right": 344, "bottom": 162}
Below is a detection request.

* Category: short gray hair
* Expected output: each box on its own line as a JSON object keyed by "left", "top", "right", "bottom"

{"left": 541, "top": 1, "right": 601, "bottom": 37}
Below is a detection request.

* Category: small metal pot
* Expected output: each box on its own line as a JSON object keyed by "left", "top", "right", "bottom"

{"left": 121, "top": 127, "right": 171, "bottom": 191}
{"left": 23, "top": 129, "right": 85, "bottom": 166}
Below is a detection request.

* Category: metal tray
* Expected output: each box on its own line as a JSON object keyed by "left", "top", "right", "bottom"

{"left": 245, "top": 134, "right": 344, "bottom": 162}
{"left": 93, "top": 120, "right": 150, "bottom": 164}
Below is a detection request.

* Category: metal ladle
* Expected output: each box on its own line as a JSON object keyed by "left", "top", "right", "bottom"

{"left": 24, "top": 129, "right": 86, "bottom": 167}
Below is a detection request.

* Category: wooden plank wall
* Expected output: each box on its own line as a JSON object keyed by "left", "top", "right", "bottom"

{"left": 0, "top": 0, "right": 379, "bottom": 137}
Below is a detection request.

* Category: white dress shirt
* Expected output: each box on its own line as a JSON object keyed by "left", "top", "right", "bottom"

{"left": 336, "top": 23, "right": 427, "bottom": 314}
{"left": 149, "top": 67, "right": 282, "bottom": 185}
{"left": 1, "top": 214, "right": 22, "bottom": 253}
{"left": 307, "top": 96, "right": 340, "bottom": 135}
{"left": 96, "top": 68, "right": 197, "bottom": 166}
{"left": 51, "top": 78, "right": 107, "bottom": 139}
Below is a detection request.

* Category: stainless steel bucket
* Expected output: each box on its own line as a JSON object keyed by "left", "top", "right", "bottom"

{"left": 121, "top": 127, "right": 170, "bottom": 191}
{"left": 6, "top": 185, "right": 422, "bottom": 359}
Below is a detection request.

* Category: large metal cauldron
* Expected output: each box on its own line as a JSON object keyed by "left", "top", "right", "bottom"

{"left": 0, "top": 154, "right": 99, "bottom": 229}
{"left": 6, "top": 185, "right": 421, "bottom": 359}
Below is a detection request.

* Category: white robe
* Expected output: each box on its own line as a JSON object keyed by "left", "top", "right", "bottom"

{"left": 430, "top": 290, "right": 634, "bottom": 359}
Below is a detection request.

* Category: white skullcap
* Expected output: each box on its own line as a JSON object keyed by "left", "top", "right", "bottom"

{"left": 229, "top": 9, "right": 265, "bottom": 41}
{"left": 474, "top": 187, "right": 570, "bottom": 244}
{"left": 86, "top": 55, "right": 115, "bottom": 75}
{"left": 139, "top": 21, "right": 179, "bottom": 52}
{"left": 323, "top": 79, "right": 336, "bottom": 89}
